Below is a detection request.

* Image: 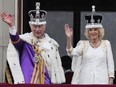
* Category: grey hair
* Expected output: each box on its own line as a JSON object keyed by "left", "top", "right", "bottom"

{"left": 84, "top": 28, "right": 105, "bottom": 40}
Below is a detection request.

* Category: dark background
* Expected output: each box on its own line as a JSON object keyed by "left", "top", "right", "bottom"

{"left": 23, "top": 0, "right": 116, "bottom": 46}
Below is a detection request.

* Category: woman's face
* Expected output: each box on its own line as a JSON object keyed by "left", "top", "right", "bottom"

{"left": 88, "top": 28, "right": 100, "bottom": 40}
{"left": 31, "top": 24, "right": 46, "bottom": 38}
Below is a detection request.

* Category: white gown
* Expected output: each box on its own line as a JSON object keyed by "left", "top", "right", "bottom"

{"left": 68, "top": 40, "right": 114, "bottom": 84}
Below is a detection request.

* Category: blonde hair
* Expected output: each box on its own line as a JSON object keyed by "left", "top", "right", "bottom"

{"left": 84, "top": 28, "right": 105, "bottom": 40}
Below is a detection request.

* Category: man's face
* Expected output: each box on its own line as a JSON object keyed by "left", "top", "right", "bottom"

{"left": 31, "top": 24, "right": 46, "bottom": 38}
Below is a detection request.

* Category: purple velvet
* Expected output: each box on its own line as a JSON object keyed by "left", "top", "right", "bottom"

{"left": 10, "top": 33, "right": 51, "bottom": 84}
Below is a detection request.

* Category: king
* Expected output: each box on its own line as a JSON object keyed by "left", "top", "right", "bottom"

{"left": 0, "top": 2, "right": 65, "bottom": 84}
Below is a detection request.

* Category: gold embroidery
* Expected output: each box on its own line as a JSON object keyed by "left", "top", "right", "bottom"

{"left": 5, "top": 63, "right": 13, "bottom": 84}
{"left": 30, "top": 39, "right": 46, "bottom": 84}
{"left": 30, "top": 63, "right": 37, "bottom": 83}
{"left": 11, "top": 38, "right": 20, "bottom": 44}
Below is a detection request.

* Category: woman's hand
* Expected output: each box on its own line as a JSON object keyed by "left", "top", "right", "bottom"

{"left": 0, "top": 12, "right": 14, "bottom": 27}
{"left": 109, "top": 77, "right": 114, "bottom": 84}
{"left": 64, "top": 24, "right": 73, "bottom": 38}
{"left": 64, "top": 24, "right": 73, "bottom": 50}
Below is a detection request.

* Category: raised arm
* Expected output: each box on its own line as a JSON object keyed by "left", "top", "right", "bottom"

{"left": 64, "top": 24, "right": 73, "bottom": 52}
{"left": 0, "top": 12, "right": 24, "bottom": 49}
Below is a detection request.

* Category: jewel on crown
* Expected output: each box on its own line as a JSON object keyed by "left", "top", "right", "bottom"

{"left": 28, "top": 2, "right": 47, "bottom": 23}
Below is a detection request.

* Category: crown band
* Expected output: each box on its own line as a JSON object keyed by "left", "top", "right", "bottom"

{"left": 28, "top": 2, "right": 47, "bottom": 25}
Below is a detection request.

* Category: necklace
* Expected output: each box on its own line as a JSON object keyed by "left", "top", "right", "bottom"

{"left": 90, "top": 40, "right": 101, "bottom": 48}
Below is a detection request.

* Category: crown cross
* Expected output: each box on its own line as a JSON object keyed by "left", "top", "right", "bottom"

{"left": 91, "top": 5, "right": 95, "bottom": 23}
{"left": 36, "top": 2, "right": 40, "bottom": 18}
